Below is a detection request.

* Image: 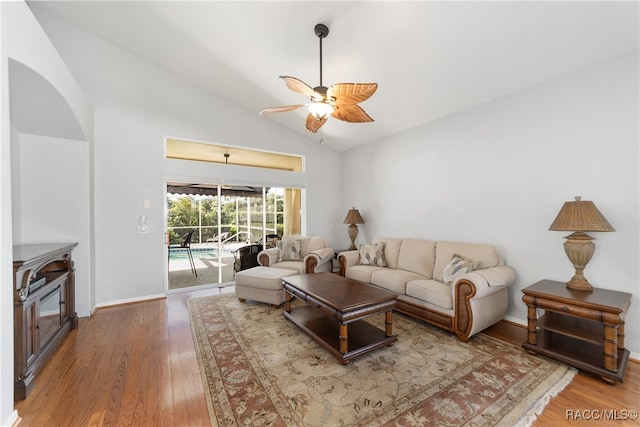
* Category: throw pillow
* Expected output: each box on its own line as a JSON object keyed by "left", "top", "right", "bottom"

{"left": 442, "top": 253, "right": 478, "bottom": 285}
{"left": 358, "top": 242, "right": 387, "bottom": 267}
{"left": 277, "top": 239, "right": 302, "bottom": 261}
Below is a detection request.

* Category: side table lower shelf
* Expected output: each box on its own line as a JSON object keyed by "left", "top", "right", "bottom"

{"left": 522, "top": 330, "right": 630, "bottom": 383}
{"left": 521, "top": 279, "right": 632, "bottom": 384}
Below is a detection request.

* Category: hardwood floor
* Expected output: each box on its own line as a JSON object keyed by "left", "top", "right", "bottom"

{"left": 14, "top": 285, "right": 639, "bottom": 426}
{"left": 484, "top": 321, "right": 639, "bottom": 426}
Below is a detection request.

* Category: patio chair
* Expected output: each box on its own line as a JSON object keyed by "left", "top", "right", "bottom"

{"left": 233, "top": 244, "right": 262, "bottom": 275}
{"left": 168, "top": 229, "right": 197, "bottom": 276}
{"left": 265, "top": 234, "right": 280, "bottom": 248}
{"left": 207, "top": 231, "right": 230, "bottom": 245}
{"left": 256, "top": 233, "right": 280, "bottom": 248}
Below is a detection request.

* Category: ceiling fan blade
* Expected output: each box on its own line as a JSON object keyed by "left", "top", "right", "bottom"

{"left": 280, "top": 76, "right": 323, "bottom": 101}
{"left": 259, "top": 104, "right": 306, "bottom": 115}
{"left": 328, "top": 83, "right": 378, "bottom": 106}
{"left": 331, "top": 104, "right": 374, "bottom": 123}
{"left": 305, "top": 113, "right": 328, "bottom": 133}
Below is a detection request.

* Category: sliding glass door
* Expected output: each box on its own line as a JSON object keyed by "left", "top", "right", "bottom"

{"left": 166, "top": 183, "right": 300, "bottom": 290}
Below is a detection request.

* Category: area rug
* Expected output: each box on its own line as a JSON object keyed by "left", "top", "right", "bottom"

{"left": 188, "top": 294, "right": 576, "bottom": 427}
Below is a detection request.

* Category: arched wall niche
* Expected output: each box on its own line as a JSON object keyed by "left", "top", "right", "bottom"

{"left": 8, "top": 58, "right": 87, "bottom": 141}
{"left": 8, "top": 57, "right": 93, "bottom": 324}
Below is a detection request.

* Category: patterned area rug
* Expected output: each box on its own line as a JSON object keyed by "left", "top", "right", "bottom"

{"left": 188, "top": 294, "right": 576, "bottom": 427}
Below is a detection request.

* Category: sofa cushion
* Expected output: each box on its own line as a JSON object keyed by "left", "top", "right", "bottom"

{"left": 291, "top": 235, "right": 311, "bottom": 255}
{"left": 345, "top": 265, "right": 387, "bottom": 283}
{"left": 406, "top": 279, "right": 453, "bottom": 310}
{"left": 280, "top": 235, "right": 326, "bottom": 257}
{"left": 434, "top": 241, "right": 498, "bottom": 283}
{"left": 358, "top": 242, "right": 387, "bottom": 267}
{"left": 397, "top": 238, "right": 437, "bottom": 278}
{"left": 371, "top": 269, "right": 425, "bottom": 294}
{"left": 442, "top": 254, "right": 479, "bottom": 285}
{"left": 269, "top": 261, "right": 305, "bottom": 275}
{"left": 372, "top": 237, "right": 402, "bottom": 269}
{"left": 277, "top": 239, "right": 302, "bottom": 261}
{"left": 306, "top": 236, "right": 326, "bottom": 254}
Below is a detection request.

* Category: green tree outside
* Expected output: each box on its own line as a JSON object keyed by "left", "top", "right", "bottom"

{"left": 167, "top": 191, "right": 283, "bottom": 244}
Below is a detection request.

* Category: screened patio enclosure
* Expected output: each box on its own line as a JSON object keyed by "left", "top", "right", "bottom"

{"left": 166, "top": 182, "right": 301, "bottom": 290}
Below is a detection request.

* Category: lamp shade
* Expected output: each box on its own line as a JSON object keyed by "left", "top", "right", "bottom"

{"left": 343, "top": 208, "right": 364, "bottom": 224}
{"left": 549, "top": 196, "right": 614, "bottom": 232}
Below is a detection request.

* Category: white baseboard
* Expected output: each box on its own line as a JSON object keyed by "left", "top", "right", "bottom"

{"left": 91, "top": 293, "right": 166, "bottom": 314}
{"left": 3, "top": 409, "right": 19, "bottom": 427}
{"left": 503, "top": 314, "right": 526, "bottom": 327}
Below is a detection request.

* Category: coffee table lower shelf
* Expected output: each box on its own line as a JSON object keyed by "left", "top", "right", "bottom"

{"left": 284, "top": 305, "right": 397, "bottom": 364}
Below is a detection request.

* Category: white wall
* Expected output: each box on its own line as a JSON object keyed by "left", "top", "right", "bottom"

{"left": 342, "top": 50, "right": 640, "bottom": 356}
{"left": 34, "top": 10, "right": 341, "bottom": 307}
{"left": 14, "top": 134, "right": 91, "bottom": 315}
{"left": 1, "top": 1, "right": 92, "bottom": 424}
{"left": 0, "top": 69, "right": 16, "bottom": 427}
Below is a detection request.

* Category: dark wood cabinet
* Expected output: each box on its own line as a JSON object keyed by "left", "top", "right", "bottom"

{"left": 522, "top": 279, "right": 631, "bottom": 384}
{"left": 13, "top": 243, "right": 78, "bottom": 400}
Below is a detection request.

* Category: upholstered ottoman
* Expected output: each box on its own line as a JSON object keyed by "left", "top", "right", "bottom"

{"left": 235, "top": 266, "right": 298, "bottom": 308}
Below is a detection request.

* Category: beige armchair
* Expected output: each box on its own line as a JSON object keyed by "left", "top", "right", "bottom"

{"left": 258, "top": 235, "right": 334, "bottom": 274}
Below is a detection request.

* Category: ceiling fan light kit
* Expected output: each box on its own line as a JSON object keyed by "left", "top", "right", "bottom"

{"left": 260, "top": 23, "right": 378, "bottom": 133}
{"left": 308, "top": 101, "right": 334, "bottom": 120}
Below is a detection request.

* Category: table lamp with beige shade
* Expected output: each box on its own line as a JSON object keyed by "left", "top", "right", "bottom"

{"left": 343, "top": 207, "right": 364, "bottom": 250}
{"left": 548, "top": 196, "right": 615, "bottom": 292}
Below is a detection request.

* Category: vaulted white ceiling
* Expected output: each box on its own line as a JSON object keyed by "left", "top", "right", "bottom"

{"left": 28, "top": 1, "right": 639, "bottom": 152}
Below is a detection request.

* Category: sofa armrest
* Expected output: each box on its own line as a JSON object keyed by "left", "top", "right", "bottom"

{"left": 454, "top": 266, "right": 516, "bottom": 299}
{"left": 453, "top": 265, "right": 515, "bottom": 341}
{"left": 304, "top": 247, "right": 335, "bottom": 273}
{"left": 337, "top": 250, "right": 359, "bottom": 276}
{"left": 258, "top": 247, "right": 279, "bottom": 267}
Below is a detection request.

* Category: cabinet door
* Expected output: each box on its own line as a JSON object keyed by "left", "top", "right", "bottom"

{"left": 38, "top": 285, "right": 63, "bottom": 349}
{"left": 24, "top": 302, "right": 37, "bottom": 368}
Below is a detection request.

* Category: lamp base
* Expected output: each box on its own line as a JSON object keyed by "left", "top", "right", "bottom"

{"left": 347, "top": 224, "right": 359, "bottom": 251}
{"left": 566, "top": 275, "right": 594, "bottom": 292}
{"left": 563, "top": 231, "right": 595, "bottom": 292}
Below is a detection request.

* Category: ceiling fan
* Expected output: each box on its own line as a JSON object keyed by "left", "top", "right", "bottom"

{"left": 260, "top": 23, "right": 378, "bottom": 133}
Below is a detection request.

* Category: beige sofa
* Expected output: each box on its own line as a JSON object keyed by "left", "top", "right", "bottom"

{"left": 258, "top": 235, "right": 334, "bottom": 274}
{"left": 338, "top": 237, "right": 515, "bottom": 341}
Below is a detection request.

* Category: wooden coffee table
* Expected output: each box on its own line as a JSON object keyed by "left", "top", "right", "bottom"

{"left": 282, "top": 272, "right": 397, "bottom": 364}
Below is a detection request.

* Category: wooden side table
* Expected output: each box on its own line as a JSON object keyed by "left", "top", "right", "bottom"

{"left": 332, "top": 249, "right": 350, "bottom": 273}
{"left": 522, "top": 279, "right": 631, "bottom": 384}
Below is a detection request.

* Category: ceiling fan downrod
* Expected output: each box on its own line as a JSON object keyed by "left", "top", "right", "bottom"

{"left": 314, "top": 23, "right": 329, "bottom": 89}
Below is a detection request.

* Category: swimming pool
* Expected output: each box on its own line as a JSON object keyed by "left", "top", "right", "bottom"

{"left": 168, "top": 248, "right": 232, "bottom": 260}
